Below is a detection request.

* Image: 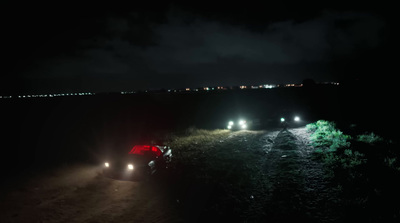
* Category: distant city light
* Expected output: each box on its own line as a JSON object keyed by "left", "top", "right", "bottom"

{"left": 5, "top": 92, "right": 96, "bottom": 99}
{"left": 0, "top": 81, "right": 342, "bottom": 100}
{"left": 263, "top": 84, "right": 276, "bottom": 89}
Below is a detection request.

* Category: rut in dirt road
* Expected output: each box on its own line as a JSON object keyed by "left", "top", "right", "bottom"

{"left": 247, "top": 127, "right": 340, "bottom": 222}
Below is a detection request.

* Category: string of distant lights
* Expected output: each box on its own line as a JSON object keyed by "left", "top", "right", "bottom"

{"left": 1, "top": 82, "right": 339, "bottom": 99}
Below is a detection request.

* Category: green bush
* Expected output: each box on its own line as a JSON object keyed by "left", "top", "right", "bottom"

{"left": 384, "top": 157, "right": 400, "bottom": 171}
{"left": 307, "top": 120, "right": 351, "bottom": 152}
{"left": 357, "top": 132, "right": 383, "bottom": 144}
{"left": 341, "top": 149, "right": 366, "bottom": 169}
{"left": 307, "top": 120, "right": 366, "bottom": 173}
{"left": 318, "top": 149, "right": 366, "bottom": 169}
{"left": 384, "top": 157, "right": 396, "bottom": 167}
{"left": 306, "top": 120, "right": 335, "bottom": 133}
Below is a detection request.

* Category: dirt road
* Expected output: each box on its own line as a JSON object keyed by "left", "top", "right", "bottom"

{"left": 246, "top": 128, "right": 340, "bottom": 222}
{"left": 0, "top": 127, "right": 339, "bottom": 222}
{"left": 0, "top": 164, "right": 181, "bottom": 223}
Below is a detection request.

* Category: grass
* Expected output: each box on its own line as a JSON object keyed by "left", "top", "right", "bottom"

{"left": 307, "top": 120, "right": 399, "bottom": 172}
{"left": 163, "top": 124, "right": 400, "bottom": 221}
{"left": 164, "top": 128, "right": 266, "bottom": 221}
{"left": 306, "top": 120, "right": 364, "bottom": 178}
{"left": 306, "top": 120, "right": 400, "bottom": 222}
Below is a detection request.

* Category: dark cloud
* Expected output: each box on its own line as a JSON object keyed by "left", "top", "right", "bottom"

{"left": 2, "top": 3, "right": 391, "bottom": 93}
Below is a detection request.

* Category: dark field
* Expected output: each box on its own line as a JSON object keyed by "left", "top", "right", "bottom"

{"left": 1, "top": 85, "right": 399, "bottom": 222}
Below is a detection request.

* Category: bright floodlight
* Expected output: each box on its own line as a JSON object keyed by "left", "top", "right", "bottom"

{"left": 128, "top": 164, "right": 134, "bottom": 170}
{"left": 241, "top": 124, "right": 247, "bottom": 129}
{"left": 227, "top": 125, "right": 232, "bottom": 129}
{"left": 294, "top": 116, "right": 300, "bottom": 122}
{"left": 239, "top": 120, "right": 245, "bottom": 125}
{"left": 104, "top": 162, "right": 109, "bottom": 167}
{"left": 280, "top": 117, "right": 285, "bottom": 122}
{"left": 228, "top": 121, "right": 234, "bottom": 126}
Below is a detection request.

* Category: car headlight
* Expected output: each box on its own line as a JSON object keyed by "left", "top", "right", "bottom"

{"left": 104, "top": 162, "right": 109, "bottom": 167}
{"left": 128, "top": 164, "right": 134, "bottom": 170}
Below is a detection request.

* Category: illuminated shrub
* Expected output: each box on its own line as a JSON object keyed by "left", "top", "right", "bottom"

{"left": 306, "top": 120, "right": 351, "bottom": 152}
{"left": 307, "top": 120, "right": 365, "bottom": 171}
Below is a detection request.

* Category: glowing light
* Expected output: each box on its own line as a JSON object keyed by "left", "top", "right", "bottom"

{"left": 228, "top": 121, "right": 234, "bottom": 126}
{"left": 227, "top": 125, "right": 232, "bottom": 129}
{"left": 129, "top": 145, "right": 162, "bottom": 156}
{"left": 241, "top": 124, "right": 247, "bottom": 129}
{"left": 294, "top": 116, "right": 300, "bottom": 122}
{"left": 239, "top": 120, "right": 245, "bottom": 125}
{"left": 104, "top": 162, "right": 109, "bottom": 167}
{"left": 280, "top": 118, "right": 285, "bottom": 122}
{"left": 128, "top": 164, "right": 134, "bottom": 170}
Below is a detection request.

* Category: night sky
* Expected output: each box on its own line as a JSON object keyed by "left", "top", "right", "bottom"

{"left": 2, "top": 2, "right": 395, "bottom": 94}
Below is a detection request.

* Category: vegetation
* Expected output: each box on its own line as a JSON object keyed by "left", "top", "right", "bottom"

{"left": 306, "top": 120, "right": 351, "bottom": 152}
{"left": 357, "top": 132, "right": 383, "bottom": 144}
{"left": 162, "top": 123, "right": 399, "bottom": 221}
{"left": 307, "top": 120, "right": 400, "bottom": 222}
{"left": 306, "top": 120, "right": 362, "bottom": 171}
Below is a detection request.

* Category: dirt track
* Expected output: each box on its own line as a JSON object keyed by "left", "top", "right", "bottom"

{"left": 0, "top": 127, "right": 339, "bottom": 222}
{"left": 248, "top": 128, "right": 340, "bottom": 222}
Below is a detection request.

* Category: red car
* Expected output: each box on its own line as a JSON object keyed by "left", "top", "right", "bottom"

{"left": 103, "top": 145, "right": 172, "bottom": 180}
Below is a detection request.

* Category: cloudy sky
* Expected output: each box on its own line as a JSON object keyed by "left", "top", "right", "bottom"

{"left": 2, "top": 2, "right": 395, "bottom": 94}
